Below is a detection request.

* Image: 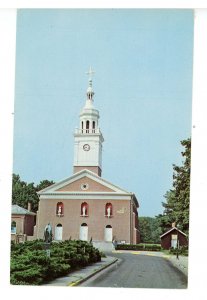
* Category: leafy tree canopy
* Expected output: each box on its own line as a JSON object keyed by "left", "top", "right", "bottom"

{"left": 156, "top": 138, "right": 191, "bottom": 235}
{"left": 139, "top": 217, "right": 162, "bottom": 244}
{"left": 12, "top": 174, "right": 54, "bottom": 212}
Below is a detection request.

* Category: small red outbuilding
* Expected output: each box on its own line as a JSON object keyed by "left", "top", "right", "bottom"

{"left": 160, "top": 226, "right": 188, "bottom": 250}
{"left": 11, "top": 204, "right": 36, "bottom": 243}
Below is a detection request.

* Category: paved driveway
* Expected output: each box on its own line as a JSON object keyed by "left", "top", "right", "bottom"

{"left": 79, "top": 251, "right": 188, "bottom": 288}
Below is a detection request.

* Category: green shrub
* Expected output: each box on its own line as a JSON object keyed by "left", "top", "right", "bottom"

{"left": 99, "top": 251, "right": 106, "bottom": 258}
{"left": 169, "top": 245, "right": 188, "bottom": 256}
{"left": 46, "top": 257, "right": 71, "bottom": 280}
{"left": 10, "top": 239, "right": 102, "bottom": 285}
{"left": 10, "top": 266, "right": 44, "bottom": 285}
{"left": 144, "top": 244, "right": 162, "bottom": 251}
{"left": 115, "top": 243, "right": 161, "bottom": 251}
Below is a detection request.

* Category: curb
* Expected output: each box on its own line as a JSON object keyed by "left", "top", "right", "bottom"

{"left": 170, "top": 260, "right": 188, "bottom": 276}
{"left": 68, "top": 258, "right": 119, "bottom": 286}
{"left": 164, "top": 255, "right": 188, "bottom": 276}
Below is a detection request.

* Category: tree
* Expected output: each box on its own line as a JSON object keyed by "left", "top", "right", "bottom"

{"left": 12, "top": 174, "right": 54, "bottom": 212}
{"left": 157, "top": 138, "right": 191, "bottom": 234}
{"left": 139, "top": 217, "right": 162, "bottom": 244}
{"left": 12, "top": 174, "right": 38, "bottom": 211}
{"left": 36, "top": 180, "right": 55, "bottom": 192}
{"left": 157, "top": 190, "right": 177, "bottom": 234}
{"left": 139, "top": 217, "right": 151, "bottom": 243}
{"left": 171, "top": 138, "right": 191, "bottom": 232}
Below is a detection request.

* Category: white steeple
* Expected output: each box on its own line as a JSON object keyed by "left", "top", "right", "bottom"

{"left": 73, "top": 68, "right": 104, "bottom": 176}
{"left": 86, "top": 66, "right": 95, "bottom": 103}
{"left": 79, "top": 67, "right": 99, "bottom": 132}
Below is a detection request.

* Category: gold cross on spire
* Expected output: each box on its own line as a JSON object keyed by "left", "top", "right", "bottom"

{"left": 86, "top": 66, "right": 95, "bottom": 80}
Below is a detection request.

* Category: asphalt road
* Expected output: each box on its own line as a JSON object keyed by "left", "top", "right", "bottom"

{"left": 79, "top": 252, "right": 187, "bottom": 288}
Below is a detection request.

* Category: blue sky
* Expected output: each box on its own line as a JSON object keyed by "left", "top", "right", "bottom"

{"left": 13, "top": 9, "right": 193, "bottom": 217}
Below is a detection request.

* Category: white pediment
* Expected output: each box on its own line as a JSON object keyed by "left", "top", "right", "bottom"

{"left": 37, "top": 169, "right": 131, "bottom": 195}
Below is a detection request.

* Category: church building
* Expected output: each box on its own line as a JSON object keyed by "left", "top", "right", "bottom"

{"left": 34, "top": 68, "right": 140, "bottom": 249}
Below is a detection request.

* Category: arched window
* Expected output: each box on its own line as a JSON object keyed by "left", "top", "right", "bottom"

{"left": 81, "top": 202, "right": 88, "bottom": 216}
{"left": 11, "top": 221, "right": 16, "bottom": 234}
{"left": 86, "top": 120, "right": 90, "bottom": 133}
{"left": 105, "top": 203, "right": 113, "bottom": 217}
{"left": 81, "top": 121, "right": 84, "bottom": 133}
{"left": 92, "top": 121, "right": 95, "bottom": 133}
{"left": 56, "top": 202, "right": 64, "bottom": 216}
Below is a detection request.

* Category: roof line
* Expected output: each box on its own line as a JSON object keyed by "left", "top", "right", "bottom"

{"left": 37, "top": 169, "right": 131, "bottom": 194}
{"left": 160, "top": 227, "right": 187, "bottom": 238}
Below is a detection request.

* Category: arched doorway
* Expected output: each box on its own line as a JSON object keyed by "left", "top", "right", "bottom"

{"left": 55, "top": 224, "right": 63, "bottom": 240}
{"left": 105, "top": 225, "right": 112, "bottom": 242}
{"left": 79, "top": 223, "right": 88, "bottom": 241}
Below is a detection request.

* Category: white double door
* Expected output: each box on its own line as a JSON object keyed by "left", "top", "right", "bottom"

{"left": 105, "top": 227, "right": 112, "bottom": 242}
{"left": 55, "top": 224, "right": 63, "bottom": 241}
{"left": 79, "top": 224, "right": 88, "bottom": 241}
{"left": 171, "top": 234, "right": 178, "bottom": 248}
{"left": 79, "top": 224, "right": 112, "bottom": 242}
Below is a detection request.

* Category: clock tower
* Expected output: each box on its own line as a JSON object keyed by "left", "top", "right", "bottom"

{"left": 73, "top": 67, "right": 104, "bottom": 176}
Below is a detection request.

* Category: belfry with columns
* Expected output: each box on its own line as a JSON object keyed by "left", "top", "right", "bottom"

{"left": 34, "top": 68, "right": 140, "bottom": 250}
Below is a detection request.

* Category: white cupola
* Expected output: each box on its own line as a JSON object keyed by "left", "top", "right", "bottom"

{"left": 73, "top": 67, "right": 104, "bottom": 177}
{"left": 79, "top": 67, "right": 100, "bottom": 134}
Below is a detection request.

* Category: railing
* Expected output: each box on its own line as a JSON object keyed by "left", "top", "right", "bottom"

{"left": 74, "top": 128, "right": 101, "bottom": 134}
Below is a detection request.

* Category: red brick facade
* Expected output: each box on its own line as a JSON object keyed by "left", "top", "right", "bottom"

{"left": 57, "top": 176, "right": 114, "bottom": 192}
{"left": 34, "top": 170, "right": 140, "bottom": 245}
{"left": 11, "top": 205, "right": 36, "bottom": 243}
{"left": 74, "top": 166, "right": 101, "bottom": 176}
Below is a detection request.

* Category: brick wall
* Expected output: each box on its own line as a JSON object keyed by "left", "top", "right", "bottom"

{"left": 57, "top": 176, "right": 114, "bottom": 192}
{"left": 36, "top": 198, "right": 131, "bottom": 243}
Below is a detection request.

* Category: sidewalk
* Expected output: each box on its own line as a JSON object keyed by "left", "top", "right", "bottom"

{"left": 42, "top": 256, "right": 118, "bottom": 287}
{"left": 166, "top": 255, "right": 188, "bottom": 276}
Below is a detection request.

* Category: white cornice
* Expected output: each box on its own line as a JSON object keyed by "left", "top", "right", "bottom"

{"left": 39, "top": 194, "right": 131, "bottom": 200}
{"left": 40, "top": 191, "right": 132, "bottom": 196}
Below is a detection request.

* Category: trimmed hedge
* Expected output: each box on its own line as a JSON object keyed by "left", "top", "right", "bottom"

{"left": 115, "top": 243, "right": 162, "bottom": 251}
{"left": 10, "top": 239, "right": 101, "bottom": 285}
{"left": 169, "top": 245, "right": 188, "bottom": 256}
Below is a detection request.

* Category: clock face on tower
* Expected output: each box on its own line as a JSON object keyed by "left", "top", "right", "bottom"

{"left": 83, "top": 144, "right": 90, "bottom": 151}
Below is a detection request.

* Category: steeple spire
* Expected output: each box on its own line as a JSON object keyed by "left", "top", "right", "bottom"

{"left": 86, "top": 66, "right": 95, "bottom": 101}
{"left": 86, "top": 66, "right": 95, "bottom": 81}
